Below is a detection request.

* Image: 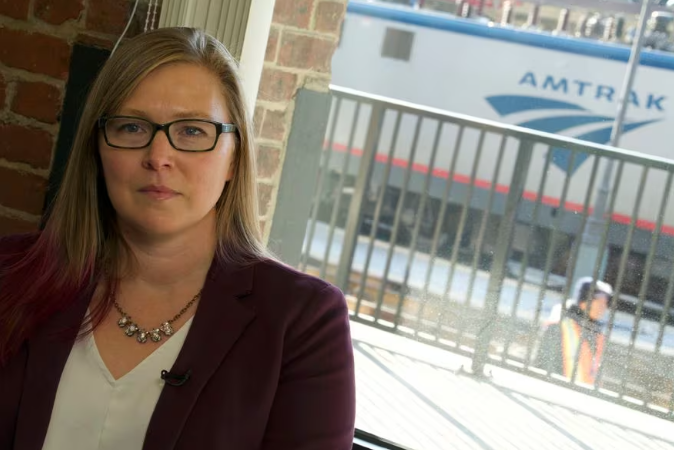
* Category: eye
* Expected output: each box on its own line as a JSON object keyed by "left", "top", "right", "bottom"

{"left": 120, "top": 123, "right": 143, "bottom": 133}
{"left": 173, "top": 121, "right": 217, "bottom": 140}
{"left": 110, "top": 119, "right": 150, "bottom": 134}
{"left": 176, "top": 125, "right": 207, "bottom": 137}
{"left": 183, "top": 126, "right": 204, "bottom": 136}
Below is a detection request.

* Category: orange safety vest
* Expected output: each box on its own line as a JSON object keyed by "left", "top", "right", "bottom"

{"left": 560, "top": 318, "right": 605, "bottom": 384}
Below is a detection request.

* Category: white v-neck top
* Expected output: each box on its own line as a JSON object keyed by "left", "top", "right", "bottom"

{"left": 42, "top": 317, "right": 193, "bottom": 450}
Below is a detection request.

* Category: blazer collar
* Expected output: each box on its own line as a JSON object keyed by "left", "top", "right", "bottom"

{"left": 143, "top": 256, "right": 257, "bottom": 450}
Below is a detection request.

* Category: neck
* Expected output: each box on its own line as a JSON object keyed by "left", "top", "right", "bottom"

{"left": 117, "top": 214, "right": 217, "bottom": 289}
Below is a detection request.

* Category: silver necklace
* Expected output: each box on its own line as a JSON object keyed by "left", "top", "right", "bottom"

{"left": 113, "top": 290, "right": 202, "bottom": 344}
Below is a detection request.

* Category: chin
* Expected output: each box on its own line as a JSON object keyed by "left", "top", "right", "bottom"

{"left": 115, "top": 204, "right": 217, "bottom": 238}
{"left": 118, "top": 213, "right": 188, "bottom": 238}
{"left": 136, "top": 222, "right": 188, "bottom": 238}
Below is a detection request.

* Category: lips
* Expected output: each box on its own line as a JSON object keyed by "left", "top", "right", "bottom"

{"left": 139, "top": 185, "right": 179, "bottom": 200}
{"left": 139, "top": 185, "right": 178, "bottom": 194}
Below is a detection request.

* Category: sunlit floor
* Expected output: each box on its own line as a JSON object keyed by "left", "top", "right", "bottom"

{"left": 351, "top": 321, "right": 674, "bottom": 450}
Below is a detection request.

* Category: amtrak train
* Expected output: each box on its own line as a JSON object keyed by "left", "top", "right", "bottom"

{"left": 325, "top": 0, "right": 674, "bottom": 306}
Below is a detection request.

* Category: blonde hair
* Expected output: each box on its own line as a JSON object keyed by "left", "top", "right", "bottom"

{"left": 47, "top": 27, "right": 268, "bottom": 283}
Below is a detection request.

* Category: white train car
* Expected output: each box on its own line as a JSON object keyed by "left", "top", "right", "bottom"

{"left": 326, "top": 0, "right": 674, "bottom": 301}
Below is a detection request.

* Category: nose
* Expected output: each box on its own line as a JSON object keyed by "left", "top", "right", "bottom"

{"left": 142, "top": 129, "right": 174, "bottom": 171}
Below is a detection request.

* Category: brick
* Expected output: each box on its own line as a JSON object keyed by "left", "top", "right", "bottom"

{"left": 0, "top": 166, "right": 47, "bottom": 215}
{"left": 265, "top": 26, "right": 279, "bottom": 63}
{"left": 272, "top": 0, "right": 314, "bottom": 28}
{"left": 34, "top": 0, "right": 84, "bottom": 25}
{"left": 0, "top": 124, "right": 54, "bottom": 168}
{"left": 0, "top": 214, "right": 38, "bottom": 236}
{"left": 76, "top": 33, "right": 114, "bottom": 50}
{"left": 253, "top": 106, "right": 264, "bottom": 138}
{"left": 12, "top": 81, "right": 62, "bottom": 124}
{"left": 304, "top": 74, "right": 331, "bottom": 92}
{"left": 315, "top": 1, "right": 346, "bottom": 34}
{"left": 87, "top": 0, "right": 141, "bottom": 36}
{"left": 258, "top": 68, "right": 297, "bottom": 103}
{"left": 260, "top": 109, "right": 288, "bottom": 141}
{"left": 0, "top": 0, "right": 29, "bottom": 20}
{"left": 257, "top": 145, "right": 281, "bottom": 179}
{"left": 0, "top": 74, "right": 6, "bottom": 109}
{"left": 0, "top": 28, "right": 71, "bottom": 79}
{"left": 277, "top": 32, "right": 335, "bottom": 73}
{"left": 257, "top": 182, "right": 274, "bottom": 216}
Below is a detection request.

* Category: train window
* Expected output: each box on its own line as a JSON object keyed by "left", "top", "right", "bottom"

{"left": 381, "top": 27, "right": 415, "bottom": 61}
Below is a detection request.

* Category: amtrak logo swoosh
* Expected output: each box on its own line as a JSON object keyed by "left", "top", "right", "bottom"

{"left": 487, "top": 95, "right": 588, "bottom": 116}
{"left": 486, "top": 95, "right": 660, "bottom": 174}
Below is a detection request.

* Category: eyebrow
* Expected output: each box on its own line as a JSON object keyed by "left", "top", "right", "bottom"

{"left": 119, "top": 108, "right": 223, "bottom": 121}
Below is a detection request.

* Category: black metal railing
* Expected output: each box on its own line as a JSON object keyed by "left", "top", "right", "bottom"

{"left": 301, "top": 86, "right": 674, "bottom": 420}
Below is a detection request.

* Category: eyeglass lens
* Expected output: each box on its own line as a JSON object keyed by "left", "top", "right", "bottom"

{"left": 105, "top": 117, "right": 219, "bottom": 151}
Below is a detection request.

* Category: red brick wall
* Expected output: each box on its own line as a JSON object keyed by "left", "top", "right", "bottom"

{"left": 0, "top": 0, "right": 145, "bottom": 236}
{"left": 256, "top": 0, "right": 346, "bottom": 237}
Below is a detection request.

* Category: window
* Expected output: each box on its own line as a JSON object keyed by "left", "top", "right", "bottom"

{"left": 381, "top": 27, "right": 415, "bottom": 61}
{"left": 313, "top": 2, "right": 674, "bottom": 448}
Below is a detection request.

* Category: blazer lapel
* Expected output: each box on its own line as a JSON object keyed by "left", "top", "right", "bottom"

{"left": 143, "top": 257, "right": 257, "bottom": 450}
{"left": 13, "top": 286, "right": 92, "bottom": 450}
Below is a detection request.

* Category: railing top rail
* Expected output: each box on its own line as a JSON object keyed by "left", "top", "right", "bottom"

{"left": 329, "top": 85, "right": 674, "bottom": 172}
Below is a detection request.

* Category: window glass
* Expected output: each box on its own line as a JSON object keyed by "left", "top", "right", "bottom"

{"left": 382, "top": 27, "right": 415, "bottom": 61}
{"left": 301, "top": 0, "right": 674, "bottom": 447}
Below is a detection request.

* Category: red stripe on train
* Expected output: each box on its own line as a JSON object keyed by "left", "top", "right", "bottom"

{"left": 325, "top": 143, "right": 674, "bottom": 236}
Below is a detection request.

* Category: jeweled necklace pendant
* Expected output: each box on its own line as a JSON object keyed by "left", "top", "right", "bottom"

{"left": 137, "top": 330, "right": 149, "bottom": 344}
{"left": 124, "top": 323, "right": 139, "bottom": 336}
{"left": 159, "top": 322, "right": 174, "bottom": 336}
{"left": 150, "top": 329, "right": 162, "bottom": 342}
{"left": 111, "top": 289, "right": 202, "bottom": 345}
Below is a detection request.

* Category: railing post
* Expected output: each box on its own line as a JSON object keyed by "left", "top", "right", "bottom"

{"left": 335, "top": 102, "right": 385, "bottom": 292}
{"left": 471, "top": 138, "right": 534, "bottom": 375}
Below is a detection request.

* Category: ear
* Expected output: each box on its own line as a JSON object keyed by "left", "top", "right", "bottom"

{"left": 225, "top": 138, "right": 238, "bottom": 182}
{"left": 225, "top": 163, "right": 234, "bottom": 182}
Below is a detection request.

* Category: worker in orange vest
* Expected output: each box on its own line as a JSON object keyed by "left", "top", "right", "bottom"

{"left": 534, "top": 277, "right": 614, "bottom": 385}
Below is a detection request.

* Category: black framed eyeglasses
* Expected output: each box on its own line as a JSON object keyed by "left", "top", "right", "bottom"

{"left": 98, "top": 116, "right": 238, "bottom": 152}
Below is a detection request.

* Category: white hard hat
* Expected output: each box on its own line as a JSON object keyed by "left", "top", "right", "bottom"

{"left": 573, "top": 277, "right": 614, "bottom": 304}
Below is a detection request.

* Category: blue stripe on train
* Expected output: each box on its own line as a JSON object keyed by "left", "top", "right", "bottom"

{"left": 347, "top": 0, "right": 674, "bottom": 71}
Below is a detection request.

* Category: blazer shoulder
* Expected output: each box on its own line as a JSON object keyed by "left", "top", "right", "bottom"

{"left": 251, "top": 259, "right": 345, "bottom": 312}
{"left": 255, "top": 259, "right": 339, "bottom": 292}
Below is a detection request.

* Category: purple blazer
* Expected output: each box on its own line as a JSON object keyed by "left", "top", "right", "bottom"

{"left": 0, "top": 234, "right": 356, "bottom": 449}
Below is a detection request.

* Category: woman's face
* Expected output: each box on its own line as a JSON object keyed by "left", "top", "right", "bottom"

{"left": 99, "top": 63, "right": 236, "bottom": 239}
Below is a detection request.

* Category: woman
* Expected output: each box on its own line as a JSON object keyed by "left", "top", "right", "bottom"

{"left": 0, "top": 27, "right": 355, "bottom": 449}
{"left": 534, "top": 277, "right": 613, "bottom": 385}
